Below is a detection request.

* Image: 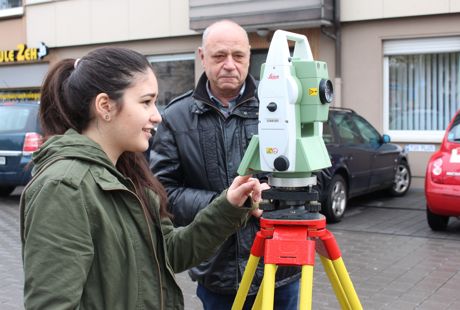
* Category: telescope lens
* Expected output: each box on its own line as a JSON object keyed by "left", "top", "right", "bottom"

{"left": 319, "top": 79, "right": 334, "bottom": 104}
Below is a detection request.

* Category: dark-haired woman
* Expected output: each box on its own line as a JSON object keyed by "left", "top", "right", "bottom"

{"left": 20, "top": 47, "right": 262, "bottom": 310}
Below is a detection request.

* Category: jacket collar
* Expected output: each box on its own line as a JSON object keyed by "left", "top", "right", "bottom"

{"left": 33, "top": 129, "right": 122, "bottom": 178}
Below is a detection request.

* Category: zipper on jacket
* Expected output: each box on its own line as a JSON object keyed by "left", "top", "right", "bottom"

{"left": 118, "top": 186, "right": 166, "bottom": 310}
{"left": 233, "top": 97, "right": 254, "bottom": 112}
{"left": 198, "top": 96, "right": 256, "bottom": 119}
{"left": 217, "top": 117, "right": 230, "bottom": 186}
{"left": 199, "top": 99, "right": 227, "bottom": 119}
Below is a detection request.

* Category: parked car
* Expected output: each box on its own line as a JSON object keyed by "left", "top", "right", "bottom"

{"left": 0, "top": 101, "right": 43, "bottom": 196}
{"left": 316, "top": 107, "right": 411, "bottom": 222}
{"left": 425, "top": 109, "right": 460, "bottom": 231}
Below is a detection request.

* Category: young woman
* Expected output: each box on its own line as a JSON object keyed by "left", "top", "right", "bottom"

{"left": 20, "top": 47, "right": 262, "bottom": 310}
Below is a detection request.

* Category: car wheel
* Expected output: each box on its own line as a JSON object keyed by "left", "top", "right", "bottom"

{"left": 322, "top": 175, "right": 347, "bottom": 223}
{"left": 389, "top": 161, "right": 411, "bottom": 197}
{"left": 0, "top": 186, "right": 15, "bottom": 197}
{"left": 426, "top": 206, "right": 449, "bottom": 231}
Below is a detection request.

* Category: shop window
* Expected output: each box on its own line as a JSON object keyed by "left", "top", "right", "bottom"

{"left": 384, "top": 37, "right": 460, "bottom": 142}
{"left": 147, "top": 53, "right": 195, "bottom": 111}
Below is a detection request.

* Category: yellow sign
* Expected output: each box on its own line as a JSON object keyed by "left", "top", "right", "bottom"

{"left": 308, "top": 88, "right": 318, "bottom": 96}
{"left": 0, "top": 92, "right": 40, "bottom": 101}
{"left": 0, "top": 42, "right": 48, "bottom": 64}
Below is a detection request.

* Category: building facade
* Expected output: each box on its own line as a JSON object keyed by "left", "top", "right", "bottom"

{"left": 340, "top": 0, "right": 460, "bottom": 186}
{"left": 1, "top": 0, "right": 459, "bottom": 187}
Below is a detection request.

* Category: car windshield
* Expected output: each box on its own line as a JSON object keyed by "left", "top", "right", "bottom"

{"left": 0, "top": 106, "right": 31, "bottom": 132}
{"left": 447, "top": 113, "right": 460, "bottom": 143}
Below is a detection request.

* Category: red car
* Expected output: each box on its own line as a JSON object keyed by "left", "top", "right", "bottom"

{"left": 425, "top": 110, "right": 460, "bottom": 231}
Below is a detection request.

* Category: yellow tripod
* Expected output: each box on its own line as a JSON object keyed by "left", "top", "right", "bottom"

{"left": 232, "top": 215, "right": 362, "bottom": 310}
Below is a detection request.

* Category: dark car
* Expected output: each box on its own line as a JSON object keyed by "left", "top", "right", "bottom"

{"left": 316, "top": 107, "right": 411, "bottom": 222}
{"left": 0, "top": 101, "right": 43, "bottom": 196}
{"left": 425, "top": 109, "right": 460, "bottom": 231}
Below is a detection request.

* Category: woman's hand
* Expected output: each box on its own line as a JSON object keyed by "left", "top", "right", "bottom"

{"left": 250, "top": 182, "right": 270, "bottom": 218}
{"left": 227, "top": 175, "right": 262, "bottom": 207}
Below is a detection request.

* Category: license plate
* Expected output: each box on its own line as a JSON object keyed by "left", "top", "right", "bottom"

{"left": 0, "top": 156, "right": 5, "bottom": 165}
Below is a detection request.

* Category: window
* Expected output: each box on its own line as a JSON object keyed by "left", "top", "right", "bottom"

{"left": 384, "top": 37, "right": 460, "bottom": 142}
{"left": 352, "top": 115, "right": 381, "bottom": 146}
{"left": 0, "top": 0, "right": 21, "bottom": 9}
{"left": 249, "top": 50, "right": 268, "bottom": 81}
{"left": 448, "top": 114, "right": 460, "bottom": 143}
{"left": 0, "top": 0, "right": 23, "bottom": 18}
{"left": 147, "top": 53, "right": 195, "bottom": 111}
{"left": 0, "top": 106, "right": 30, "bottom": 132}
{"left": 249, "top": 48, "right": 294, "bottom": 81}
{"left": 322, "top": 120, "right": 335, "bottom": 144}
{"left": 331, "top": 113, "right": 362, "bottom": 144}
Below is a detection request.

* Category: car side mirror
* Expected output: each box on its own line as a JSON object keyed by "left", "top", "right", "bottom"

{"left": 382, "top": 134, "right": 391, "bottom": 144}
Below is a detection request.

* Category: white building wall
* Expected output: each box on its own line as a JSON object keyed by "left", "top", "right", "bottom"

{"left": 25, "top": 0, "right": 196, "bottom": 48}
{"left": 341, "top": 0, "right": 460, "bottom": 21}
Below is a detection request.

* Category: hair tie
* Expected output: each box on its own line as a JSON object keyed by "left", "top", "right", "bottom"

{"left": 74, "top": 58, "right": 81, "bottom": 69}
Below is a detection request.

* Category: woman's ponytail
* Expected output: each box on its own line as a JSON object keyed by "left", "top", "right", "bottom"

{"left": 40, "top": 59, "right": 78, "bottom": 138}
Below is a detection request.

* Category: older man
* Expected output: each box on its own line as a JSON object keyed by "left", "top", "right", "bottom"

{"left": 150, "top": 20, "right": 300, "bottom": 309}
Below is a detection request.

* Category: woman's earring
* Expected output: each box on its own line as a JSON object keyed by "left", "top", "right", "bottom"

{"left": 104, "top": 114, "right": 111, "bottom": 121}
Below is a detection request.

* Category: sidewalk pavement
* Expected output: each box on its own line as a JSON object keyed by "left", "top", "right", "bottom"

{"left": 176, "top": 188, "right": 460, "bottom": 310}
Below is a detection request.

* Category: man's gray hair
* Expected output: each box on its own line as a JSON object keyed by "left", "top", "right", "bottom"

{"left": 201, "top": 20, "right": 249, "bottom": 50}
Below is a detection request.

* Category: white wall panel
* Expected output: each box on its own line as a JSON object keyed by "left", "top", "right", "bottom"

{"left": 26, "top": 3, "right": 56, "bottom": 47}
{"left": 340, "top": 0, "right": 383, "bottom": 21}
{"left": 128, "top": 0, "right": 168, "bottom": 40}
{"left": 384, "top": 0, "right": 451, "bottom": 18}
{"left": 91, "top": 0, "right": 129, "bottom": 43}
{"left": 26, "top": 0, "right": 195, "bottom": 48}
{"left": 55, "top": 0, "right": 92, "bottom": 46}
{"left": 171, "top": 0, "right": 193, "bottom": 35}
{"left": 341, "top": 0, "right": 460, "bottom": 22}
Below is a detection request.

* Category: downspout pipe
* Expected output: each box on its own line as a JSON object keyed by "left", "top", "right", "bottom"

{"left": 321, "top": 0, "right": 341, "bottom": 106}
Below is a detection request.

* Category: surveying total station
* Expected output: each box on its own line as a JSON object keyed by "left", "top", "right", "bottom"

{"left": 234, "top": 30, "right": 363, "bottom": 310}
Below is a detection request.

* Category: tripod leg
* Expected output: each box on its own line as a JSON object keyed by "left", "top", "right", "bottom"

{"left": 331, "top": 257, "right": 362, "bottom": 310}
{"left": 232, "top": 254, "right": 261, "bottom": 310}
{"left": 261, "top": 264, "right": 276, "bottom": 310}
{"left": 299, "top": 265, "right": 313, "bottom": 310}
{"left": 318, "top": 230, "right": 363, "bottom": 310}
{"left": 320, "top": 255, "right": 350, "bottom": 309}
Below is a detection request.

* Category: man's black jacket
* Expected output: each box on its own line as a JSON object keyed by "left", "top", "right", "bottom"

{"left": 150, "top": 73, "right": 300, "bottom": 295}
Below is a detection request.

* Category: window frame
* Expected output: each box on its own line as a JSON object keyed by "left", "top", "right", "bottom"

{"left": 383, "top": 36, "right": 460, "bottom": 143}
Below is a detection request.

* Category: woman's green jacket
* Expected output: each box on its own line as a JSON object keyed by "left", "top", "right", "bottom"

{"left": 20, "top": 130, "right": 251, "bottom": 309}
